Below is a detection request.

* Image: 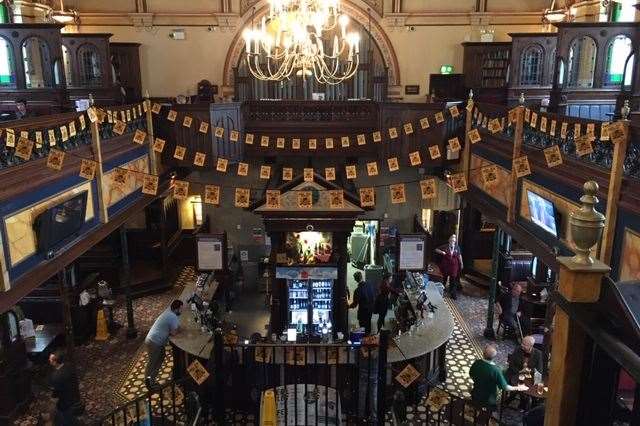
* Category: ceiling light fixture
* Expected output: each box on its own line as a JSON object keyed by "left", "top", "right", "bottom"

{"left": 47, "top": 0, "right": 78, "bottom": 25}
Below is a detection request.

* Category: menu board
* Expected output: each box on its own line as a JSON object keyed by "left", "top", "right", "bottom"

{"left": 399, "top": 236, "right": 425, "bottom": 270}
{"left": 197, "top": 235, "right": 224, "bottom": 271}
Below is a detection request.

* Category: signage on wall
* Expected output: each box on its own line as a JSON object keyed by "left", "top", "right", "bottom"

{"left": 196, "top": 235, "right": 224, "bottom": 271}
{"left": 399, "top": 236, "right": 426, "bottom": 270}
{"left": 405, "top": 85, "right": 420, "bottom": 95}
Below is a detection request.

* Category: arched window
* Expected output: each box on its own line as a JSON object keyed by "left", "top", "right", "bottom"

{"left": 604, "top": 35, "right": 633, "bottom": 87}
{"left": 520, "top": 44, "right": 544, "bottom": 86}
{"left": 22, "top": 37, "right": 51, "bottom": 88}
{"left": 567, "top": 36, "right": 597, "bottom": 88}
{"left": 77, "top": 43, "right": 102, "bottom": 86}
{"left": 557, "top": 58, "right": 565, "bottom": 86}
{"left": 624, "top": 53, "right": 635, "bottom": 88}
{"left": 61, "top": 44, "right": 73, "bottom": 86}
{"left": 0, "top": 36, "right": 15, "bottom": 87}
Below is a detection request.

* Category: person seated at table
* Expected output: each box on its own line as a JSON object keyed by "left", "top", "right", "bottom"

{"left": 470, "top": 344, "right": 528, "bottom": 410}
{"left": 495, "top": 283, "right": 530, "bottom": 337}
{"left": 506, "top": 336, "right": 544, "bottom": 382}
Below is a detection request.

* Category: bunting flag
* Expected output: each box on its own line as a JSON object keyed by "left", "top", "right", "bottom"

{"left": 449, "top": 173, "right": 467, "bottom": 193}
{"left": 345, "top": 165, "right": 357, "bottom": 179}
{"left": 468, "top": 129, "right": 481, "bottom": 144}
{"left": 113, "top": 120, "right": 126, "bottom": 135}
{"left": 259, "top": 165, "right": 271, "bottom": 179}
{"left": 260, "top": 135, "right": 269, "bottom": 147}
{"left": 560, "top": 122, "right": 568, "bottom": 139}
{"left": 420, "top": 117, "right": 430, "bottom": 129}
{"left": 600, "top": 122, "right": 610, "bottom": 141}
{"left": 435, "top": 112, "right": 445, "bottom": 124}
{"left": 409, "top": 151, "right": 422, "bottom": 166}
{"left": 237, "top": 162, "right": 249, "bottom": 176}
{"left": 216, "top": 158, "right": 228, "bottom": 172}
{"left": 153, "top": 138, "right": 166, "bottom": 153}
{"left": 235, "top": 188, "right": 250, "bottom": 207}
{"left": 609, "top": 121, "right": 626, "bottom": 144}
{"left": 15, "top": 138, "right": 34, "bottom": 161}
{"left": 298, "top": 191, "right": 313, "bottom": 209}
{"left": 360, "top": 187, "right": 375, "bottom": 207}
{"left": 372, "top": 131, "right": 382, "bottom": 142}
{"left": 325, "top": 167, "right": 336, "bottom": 181}
{"left": 390, "top": 184, "right": 406, "bottom": 204}
{"left": 449, "top": 105, "right": 460, "bottom": 118}
{"left": 173, "top": 146, "right": 186, "bottom": 160}
{"left": 574, "top": 135, "right": 594, "bottom": 157}
{"left": 215, "top": 127, "right": 224, "bottom": 138}
{"left": 388, "top": 127, "right": 398, "bottom": 139}
{"left": 151, "top": 103, "right": 161, "bottom": 114}
{"left": 183, "top": 116, "right": 193, "bottom": 128}
{"left": 292, "top": 138, "right": 301, "bottom": 149}
{"left": 329, "top": 190, "right": 344, "bottom": 209}
{"left": 35, "top": 131, "right": 43, "bottom": 147}
{"left": 199, "top": 122, "right": 209, "bottom": 134}
{"left": 69, "top": 121, "right": 76, "bottom": 137}
{"left": 60, "top": 125, "right": 69, "bottom": 142}
{"left": 167, "top": 110, "right": 177, "bottom": 122}
{"left": 357, "top": 134, "right": 366, "bottom": 145}
{"left": 79, "top": 159, "right": 97, "bottom": 180}
{"left": 173, "top": 180, "right": 189, "bottom": 199}
{"left": 245, "top": 133, "right": 254, "bottom": 145}
{"left": 403, "top": 123, "right": 414, "bottom": 135}
{"left": 282, "top": 167, "right": 293, "bottom": 181}
{"left": 277, "top": 137, "right": 285, "bottom": 149}
{"left": 142, "top": 175, "right": 159, "bottom": 195}
{"left": 48, "top": 129, "right": 56, "bottom": 146}
{"left": 325, "top": 137, "right": 334, "bottom": 149}
{"left": 550, "top": 120, "right": 557, "bottom": 137}
{"left": 481, "top": 165, "right": 498, "bottom": 186}
{"left": 429, "top": 145, "right": 441, "bottom": 160}
{"left": 87, "top": 107, "right": 98, "bottom": 123}
{"left": 574, "top": 123, "right": 581, "bottom": 138}
{"left": 544, "top": 145, "right": 563, "bottom": 168}
{"left": 186, "top": 360, "right": 210, "bottom": 386}
{"left": 396, "top": 364, "right": 421, "bottom": 388}
{"left": 366, "top": 161, "right": 379, "bottom": 176}
{"left": 488, "top": 118, "right": 502, "bottom": 134}
{"left": 513, "top": 156, "right": 531, "bottom": 178}
{"left": 193, "top": 152, "right": 206, "bottom": 167}
{"left": 387, "top": 157, "right": 399, "bottom": 172}
{"left": 112, "top": 168, "right": 129, "bottom": 189}
{"left": 204, "top": 185, "right": 220, "bottom": 205}
{"left": 266, "top": 190, "right": 281, "bottom": 209}
{"left": 341, "top": 136, "right": 350, "bottom": 148}
{"left": 46, "top": 149, "right": 65, "bottom": 171}
{"left": 133, "top": 129, "right": 147, "bottom": 144}
{"left": 530, "top": 111, "right": 538, "bottom": 128}
{"left": 448, "top": 137, "right": 461, "bottom": 152}
{"left": 230, "top": 129, "right": 239, "bottom": 141}
{"left": 540, "top": 116, "right": 547, "bottom": 133}
{"left": 308, "top": 138, "right": 317, "bottom": 149}
{"left": 304, "top": 168, "right": 314, "bottom": 182}
{"left": 420, "top": 178, "right": 437, "bottom": 199}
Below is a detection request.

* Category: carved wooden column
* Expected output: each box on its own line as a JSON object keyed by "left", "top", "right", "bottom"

{"left": 333, "top": 232, "right": 349, "bottom": 334}
{"left": 89, "top": 97, "right": 108, "bottom": 223}
{"left": 119, "top": 226, "right": 137, "bottom": 339}
{"left": 507, "top": 95, "right": 525, "bottom": 224}
{"left": 58, "top": 267, "right": 75, "bottom": 360}
{"left": 545, "top": 181, "right": 610, "bottom": 426}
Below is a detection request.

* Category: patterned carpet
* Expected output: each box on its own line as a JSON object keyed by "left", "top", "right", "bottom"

{"left": 14, "top": 268, "right": 515, "bottom": 425}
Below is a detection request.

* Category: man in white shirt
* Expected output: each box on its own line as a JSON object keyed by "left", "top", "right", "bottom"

{"left": 145, "top": 299, "right": 183, "bottom": 388}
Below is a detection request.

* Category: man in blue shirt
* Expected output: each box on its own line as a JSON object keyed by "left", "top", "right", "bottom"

{"left": 145, "top": 299, "right": 183, "bottom": 388}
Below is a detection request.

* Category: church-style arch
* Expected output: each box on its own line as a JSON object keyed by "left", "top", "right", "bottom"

{"left": 222, "top": 0, "right": 400, "bottom": 97}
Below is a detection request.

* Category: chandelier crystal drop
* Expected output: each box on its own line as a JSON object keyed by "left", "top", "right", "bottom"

{"left": 242, "top": 0, "right": 361, "bottom": 85}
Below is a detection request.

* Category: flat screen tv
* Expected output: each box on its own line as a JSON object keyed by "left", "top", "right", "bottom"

{"left": 34, "top": 191, "right": 88, "bottom": 253}
{"left": 526, "top": 190, "right": 559, "bottom": 237}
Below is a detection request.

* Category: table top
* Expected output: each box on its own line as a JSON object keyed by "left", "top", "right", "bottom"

{"left": 169, "top": 279, "right": 219, "bottom": 358}
{"left": 387, "top": 282, "right": 455, "bottom": 363}
{"left": 25, "top": 323, "right": 64, "bottom": 354}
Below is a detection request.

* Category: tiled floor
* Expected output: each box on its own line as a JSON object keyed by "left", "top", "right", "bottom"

{"left": 14, "top": 267, "right": 521, "bottom": 425}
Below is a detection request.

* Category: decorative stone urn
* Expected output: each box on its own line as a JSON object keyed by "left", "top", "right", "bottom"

{"left": 569, "top": 181, "right": 605, "bottom": 265}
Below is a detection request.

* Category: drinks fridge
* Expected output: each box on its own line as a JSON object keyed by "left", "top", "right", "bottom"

{"left": 287, "top": 279, "right": 333, "bottom": 333}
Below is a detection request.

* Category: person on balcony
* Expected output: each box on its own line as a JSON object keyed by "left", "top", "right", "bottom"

{"left": 145, "top": 299, "right": 183, "bottom": 389}
{"left": 435, "top": 234, "right": 464, "bottom": 299}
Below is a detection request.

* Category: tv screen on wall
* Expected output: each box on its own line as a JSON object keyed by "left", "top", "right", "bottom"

{"left": 526, "top": 190, "right": 559, "bottom": 237}
{"left": 34, "top": 191, "right": 88, "bottom": 253}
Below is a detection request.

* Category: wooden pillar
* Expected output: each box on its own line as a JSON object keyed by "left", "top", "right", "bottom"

{"left": 269, "top": 232, "right": 283, "bottom": 335}
{"left": 58, "top": 267, "right": 75, "bottom": 360}
{"left": 507, "top": 103, "right": 525, "bottom": 224}
{"left": 600, "top": 115, "right": 630, "bottom": 264}
{"left": 544, "top": 257, "right": 610, "bottom": 426}
{"left": 334, "top": 232, "right": 349, "bottom": 334}
{"left": 483, "top": 227, "right": 501, "bottom": 339}
{"left": 119, "top": 226, "right": 137, "bottom": 339}
{"left": 89, "top": 100, "right": 108, "bottom": 223}
{"left": 462, "top": 91, "right": 474, "bottom": 182}
{"left": 144, "top": 94, "right": 158, "bottom": 175}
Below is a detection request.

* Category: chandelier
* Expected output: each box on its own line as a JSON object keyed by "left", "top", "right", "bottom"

{"left": 242, "top": 0, "right": 361, "bottom": 84}
{"left": 46, "top": 0, "right": 79, "bottom": 24}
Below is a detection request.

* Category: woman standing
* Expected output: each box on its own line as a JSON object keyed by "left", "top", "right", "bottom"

{"left": 435, "top": 234, "right": 463, "bottom": 299}
{"left": 374, "top": 272, "right": 400, "bottom": 333}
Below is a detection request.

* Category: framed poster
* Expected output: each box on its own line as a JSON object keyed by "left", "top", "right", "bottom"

{"left": 398, "top": 235, "right": 426, "bottom": 271}
{"left": 196, "top": 233, "right": 227, "bottom": 271}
